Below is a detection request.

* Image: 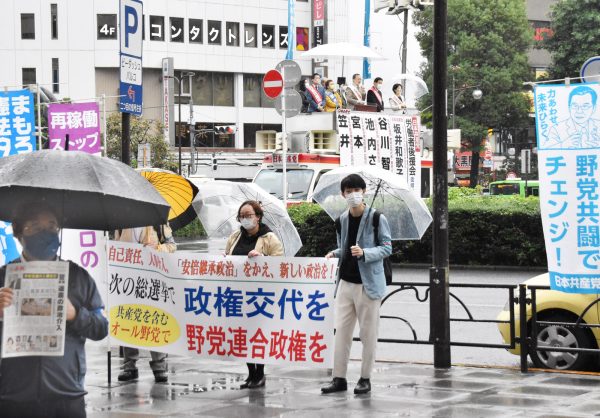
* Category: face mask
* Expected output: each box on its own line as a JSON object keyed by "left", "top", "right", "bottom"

{"left": 346, "top": 192, "right": 364, "bottom": 208}
{"left": 377, "top": 84, "right": 383, "bottom": 89}
{"left": 22, "top": 230, "right": 60, "bottom": 260}
{"left": 240, "top": 218, "right": 257, "bottom": 230}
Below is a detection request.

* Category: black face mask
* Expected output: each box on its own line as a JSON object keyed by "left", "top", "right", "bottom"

{"left": 22, "top": 230, "right": 60, "bottom": 260}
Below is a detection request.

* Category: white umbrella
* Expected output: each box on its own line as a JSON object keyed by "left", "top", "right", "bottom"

{"left": 391, "top": 74, "right": 429, "bottom": 106}
{"left": 312, "top": 166, "right": 432, "bottom": 240}
{"left": 192, "top": 181, "right": 302, "bottom": 256}
{"left": 301, "top": 42, "right": 385, "bottom": 77}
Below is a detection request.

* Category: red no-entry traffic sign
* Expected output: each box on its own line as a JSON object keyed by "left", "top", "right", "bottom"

{"left": 263, "top": 69, "right": 284, "bottom": 99}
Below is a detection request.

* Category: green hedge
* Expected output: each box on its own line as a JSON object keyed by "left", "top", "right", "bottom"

{"left": 287, "top": 196, "right": 547, "bottom": 267}
{"left": 173, "top": 218, "right": 206, "bottom": 238}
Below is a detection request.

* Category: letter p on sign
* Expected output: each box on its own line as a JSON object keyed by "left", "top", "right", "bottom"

{"left": 120, "top": 0, "right": 143, "bottom": 57}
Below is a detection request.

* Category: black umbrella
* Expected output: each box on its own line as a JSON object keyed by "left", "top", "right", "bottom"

{"left": 0, "top": 150, "right": 170, "bottom": 230}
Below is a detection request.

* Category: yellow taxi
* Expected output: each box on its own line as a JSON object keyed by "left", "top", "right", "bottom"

{"left": 497, "top": 272, "right": 600, "bottom": 370}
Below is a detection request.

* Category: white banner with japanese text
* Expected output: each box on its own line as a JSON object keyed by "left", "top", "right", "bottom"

{"left": 337, "top": 110, "right": 421, "bottom": 196}
{"left": 535, "top": 83, "right": 600, "bottom": 293}
{"left": 107, "top": 241, "right": 337, "bottom": 367}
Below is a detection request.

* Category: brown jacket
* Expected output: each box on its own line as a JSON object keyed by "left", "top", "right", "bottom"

{"left": 225, "top": 228, "right": 284, "bottom": 256}
{"left": 115, "top": 225, "right": 177, "bottom": 253}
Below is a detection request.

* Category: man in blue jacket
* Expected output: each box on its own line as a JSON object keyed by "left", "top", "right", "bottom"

{"left": 321, "top": 174, "right": 392, "bottom": 395}
{"left": 0, "top": 203, "right": 108, "bottom": 418}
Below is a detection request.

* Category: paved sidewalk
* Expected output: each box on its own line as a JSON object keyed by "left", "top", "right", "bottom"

{"left": 82, "top": 344, "right": 600, "bottom": 417}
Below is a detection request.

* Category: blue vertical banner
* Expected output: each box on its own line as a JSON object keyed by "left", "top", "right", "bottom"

{"left": 363, "top": 0, "right": 371, "bottom": 80}
{"left": 286, "top": 0, "right": 296, "bottom": 60}
{"left": 0, "top": 88, "right": 36, "bottom": 265}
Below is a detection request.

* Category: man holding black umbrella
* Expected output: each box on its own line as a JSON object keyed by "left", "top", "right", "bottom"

{"left": 0, "top": 202, "right": 108, "bottom": 418}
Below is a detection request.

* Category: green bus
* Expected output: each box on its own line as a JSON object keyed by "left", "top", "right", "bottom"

{"left": 489, "top": 180, "right": 539, "bottom": 197}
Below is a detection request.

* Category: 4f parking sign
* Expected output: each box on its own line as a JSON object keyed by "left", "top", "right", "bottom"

{"left": 119, "top": 0, "right": 143, "bottom": 116}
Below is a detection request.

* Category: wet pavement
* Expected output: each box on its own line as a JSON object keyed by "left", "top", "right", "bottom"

{"left": 83, "top": 342, "right": 600, "bottom": 417}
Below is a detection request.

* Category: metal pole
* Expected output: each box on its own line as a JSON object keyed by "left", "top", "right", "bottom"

{"left": 178, "top": 77, "right": 182, "bottom": 175}
{"left": 188, "top": 74, "right": 196, "bottom": 175}
{"left": 430, "top": 0, "right": 451, "bottom": 369}
{"left": 519, "top": 283, "right": 529, "bottom": 373}
{"left": 452, "top": 75, "right": 456, "bottom": 129}
{"left": 282, "top": 66, "right": 288, "bottom": 207}
{"left": 401, "top": 9, "right": 408, "bottom": 91}
{"left": 524, "top": 149, "right": 529, "bottom": 197}
{"left": 36, "top": 84, "right": 42, "bottom": 150}
{"left": 102, "top": 94, "right": 107, "bottom": 157}
{"left": 121, "top": 113, "right": 130, "bottom": 165}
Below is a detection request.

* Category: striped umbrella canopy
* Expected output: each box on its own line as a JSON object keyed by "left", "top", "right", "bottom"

{"left": 137, "top": 168, "right": 199, "bottom": 231}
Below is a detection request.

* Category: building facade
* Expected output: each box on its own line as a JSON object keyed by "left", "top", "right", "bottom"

{"left": 0, "top": 0, "right": 354, "bottom": 150}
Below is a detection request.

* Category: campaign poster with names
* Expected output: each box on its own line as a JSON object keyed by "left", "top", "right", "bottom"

{"left": 107, "top": 241, "right": 337, "bottom": 367}
{"left": 1, "top": 261, "right": 69, "bottom": 358}
{"left": 0, "top": 89, "right": 36, "bottom": 267}
{"left": 336, "top": 109, "right": 421, "bottom": 196}
{"left": 48, "top": 102, "right": 101, "bottom": 155}
{"left": 535, "top": 83, "right": 600, "bottom": 293}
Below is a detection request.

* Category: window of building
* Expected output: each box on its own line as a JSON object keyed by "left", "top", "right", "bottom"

{"left": 52, "top": 58, "right": 59, "bottom": 93}
{"left": 184, "top": 71, "right": 211, "bottom": 106}
{"left": 213, "top": 73, "right": 234, "bottom": 106}
{"left": 279, "top": 26, "right": 288, "bottom": 49}
{"left": 207, "top": 20, "right": 222, "bottom": 45}
{"left": 21, "top": 14, "right": 35, "bottom": 40}
{"left": 244, "top": 24, "right": 257, "bottom": 48}
{"left": 225, "top": 22, "right": 240, "bottom": 47}
{"left": 243, "top": 123, "right": 281, "bottom": 148}
{"left": 175, "top": 71, "right": 234, "bottom": 107}
{"left": 22, "top": 68, "right": 36, "bottom": 87}
{"left": 97, "top": 14, "right": 117, "bottom": 39}
{"left": 243, "top": 74, "right": 261, "bottom": 107}
{"left": 189, "top": 18, "right": 203, "bottom": 43}
{"left": 149, "top": 16, "right": 164, "bottom": 41}
{"left": 261, "top": 25, "right": 275, "bottom": 48}
{"left": 50, "top": 4, "right": 58, "bottom": 39}
{"left": 243, "top": 74, "right": 275, "bottom": 108}
{"left": 170, "top": 17, "right": 184, "bottom": 42}
{"left": 296, "top": 27, "right": 309, "bottom": 51}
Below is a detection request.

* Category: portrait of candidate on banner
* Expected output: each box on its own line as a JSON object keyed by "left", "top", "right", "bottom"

{"left": 539, "top": 84, "right": 600, "bottom": 150}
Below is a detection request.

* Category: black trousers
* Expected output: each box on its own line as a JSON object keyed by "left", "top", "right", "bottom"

{"left": 247, "top": 362, "right": 264, "bottom": 379}
{"left": 0, "top": 396, "right": 86, "bottom": 418}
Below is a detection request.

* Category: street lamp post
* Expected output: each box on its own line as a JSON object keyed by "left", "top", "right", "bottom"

{"left": 164, "top": 72, "right": 195, "bottom": 175}
{"left": 451, "top": 75, "right": 483, "bottom": 129}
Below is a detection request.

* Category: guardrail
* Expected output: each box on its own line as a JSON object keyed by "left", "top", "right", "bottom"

{"left": 355, "top": 281, "right": 517, "bottom": 350}
{"left": 520, "top": 284, "right": 600, "bottom": 373}
{"left": 371, "top": 281, "right": 600, "bottom": 373}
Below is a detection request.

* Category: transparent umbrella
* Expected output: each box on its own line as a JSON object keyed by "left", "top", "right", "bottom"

{"left": 312, "top": 166, "right": 432, "bottom": 240}
{"left": 192, "top": 181, "right": 302, "bottom": 256}
{"left": 391, "top": 73, "right": 429, "bottom": 107}
{"left": 300, "top": 42, "right": 385, "bottom": 77}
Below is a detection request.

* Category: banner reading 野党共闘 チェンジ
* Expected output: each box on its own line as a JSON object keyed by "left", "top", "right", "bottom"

{"left": 107, "top": 241, "right": 337, "bottom": 367}
{"left": 535, "top": 83, "right": 600, "bottom": 293}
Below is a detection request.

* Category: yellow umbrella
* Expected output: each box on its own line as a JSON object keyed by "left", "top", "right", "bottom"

{"left": 136, "top": 168, "right": 199, "bottom": 231}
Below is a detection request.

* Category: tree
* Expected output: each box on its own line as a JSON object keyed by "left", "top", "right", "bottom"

{"left": 105, "top": 113, "right": 177, "bottom": 171}
{"left": 545, "top": 0, "right": 600, "bottom": 79}
{"left": 414, "top": 0, "right": 533, "bottom": 187}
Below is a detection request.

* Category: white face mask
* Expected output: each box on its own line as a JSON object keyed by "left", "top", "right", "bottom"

{"left": 345, "top": 192, "right": 364, "bottom": 208}
{"left": 376, "top": 83, "right": 383, "bottom": 89}
{"left": 240, "top": 218, "right": 257, "bottom": 230}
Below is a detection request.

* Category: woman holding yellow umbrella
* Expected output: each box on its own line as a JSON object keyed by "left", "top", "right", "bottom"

{"left": 136, "top": 168, "right": 200, "bottom": 231}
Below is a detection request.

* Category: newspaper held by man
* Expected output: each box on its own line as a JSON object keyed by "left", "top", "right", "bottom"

{"left": 1, "top": 261, "right": 69, "bottom": 358}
